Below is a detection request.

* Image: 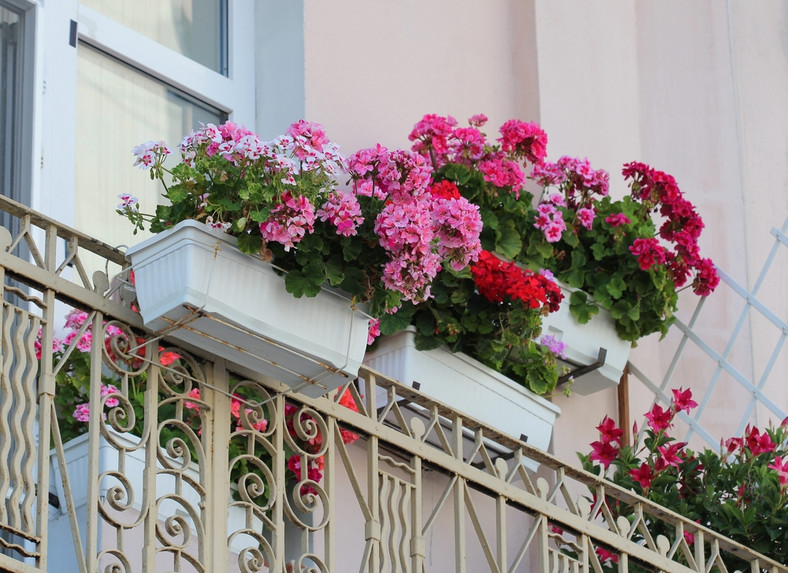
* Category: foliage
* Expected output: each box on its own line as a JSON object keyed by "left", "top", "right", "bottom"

{"left": 120, "top": 113, "right": 720, "bottom": 398}
{"left": 576, "top": 388, "right": 788, "bottom": 569}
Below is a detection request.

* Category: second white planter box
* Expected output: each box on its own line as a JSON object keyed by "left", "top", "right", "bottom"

{"left": 125, "top": 221, "right": 370, "bottom": 398}
{"left": 364, "top": 328, "right": 560, "bottom": 454}
{"left": 540, "top": 283, "right": 632, "bottom": 395}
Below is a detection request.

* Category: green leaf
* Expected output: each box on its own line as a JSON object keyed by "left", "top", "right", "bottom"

{"left": 284, "top": 263, "right": 324, "bottom": 298}
{"left": 339, "top": 267, "right": 368, "bottom": 298}
{"left": 495, "top": 219, "right": 523, "bottom": 260}
{"left": 166, "top": 186, "right": 189, "bottom": 203}
{"left": 607, "top": 275, "right": 626, "bottom": 300}
{"left": 236, "top": 232, "right": 262, "bottom": 255}
{"left": 324, "top": 256, "right": 344, "bottom": 286}
{"left": 234, "top": 217, "right": 248, "bottom": 233}
{"left": 441, "top": 163, "right": 472, "bottom": 185}
{"left": 564, "top": 268, "right": 585, "bottom": 289}
{"left": 481, "top": 210, "right": 499, "bottom": 230}
{"left": 249, "top": 209, "right": 270, "bottom": 223}
{"left": 342, "top": 237, "right": 363, "bottom": 261}
{"left": 570, "top": 249, "right": 587, "bottom": 269}
{"left": 569, "top": 290, "right": 599, "bottom": 324}
{"left": 379, "top": 305, "right": 415, "bottom": 335}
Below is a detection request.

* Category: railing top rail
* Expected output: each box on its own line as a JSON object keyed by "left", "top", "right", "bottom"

{"left": 0, "top": 194, "right": 128, "bottom": 265}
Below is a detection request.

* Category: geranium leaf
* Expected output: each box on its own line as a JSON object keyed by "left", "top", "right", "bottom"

{"left": 569, "top": 290, "right": 599, "bottom": 324}
{"left": 607, "top": 276, "right": 626, "bottom": 299}
{"left": 284, "top": 263, "right": 324, "bottom": 298}
{"left": 383, "top": 305, "right": 416, "bottom": 335}
{"left": 166, "top": 186, "right": 189, "bottom": 203}
{"left": 495, "top": 220, "right": 522, "bottom": 260}
{"left": 324, "top": 256, "right": 344, "bottom": 286}
{"left": 236, "top": 232, "right": 262, "bottom": 255}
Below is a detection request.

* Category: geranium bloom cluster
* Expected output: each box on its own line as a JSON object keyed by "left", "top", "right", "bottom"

{"left": 622, "top": 162, "right": 719, "bottom": 296}
{"left": 316, "top": 190, "right": 364, "bottom": 237}
{"left": 126, "top": 120, "right": 483, "bottom": 324}
{"left": 470, "top": 250, "right": 562, "bottom": 312}
{"left": 347, "top": 146, "right": 482, "bottom": 304}
{"left": 531, "top": 156, "right": 610, "bottom": 242}
{"left": 127, "top": 120, "right": 347, "bottom": 248}
{"left": 259, "top": 191, "right": 316, "bottom": 251}
{"left": 409, "top": 114, "right": 548, "bottom": 198}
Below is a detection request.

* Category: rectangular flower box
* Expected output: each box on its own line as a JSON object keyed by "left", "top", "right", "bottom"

{"left": 363, "top": 328, "right": 560, "bottom": 457}
{"left": 48, "top": 431, "right": 253, "bottom": 569}
{"left": 540, "top": 283, "right": 632, "bottom": 395}
{"left": 124, "top": 220, "right": 370, "bottom": 398}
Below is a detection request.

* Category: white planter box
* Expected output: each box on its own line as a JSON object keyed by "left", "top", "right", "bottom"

{"left": 48, "top": 432, "right": 254, "bottom": 569}
{"left": 540, "top": 283, "right": 632, "bottom": 395}
{"left": 363, "top": 329, "right": 560, "bottom": 454}
{"left": 125, "top": 220, "right": 370, "bottom": 398}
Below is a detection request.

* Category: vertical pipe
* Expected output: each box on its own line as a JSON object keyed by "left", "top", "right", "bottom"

{"left": 617, "top": 365, "right": 631, "bottom": 447}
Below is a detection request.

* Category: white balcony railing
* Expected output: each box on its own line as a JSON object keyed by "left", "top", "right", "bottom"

{"left": 0, "top": 195, "right": 784, "bottom": 573}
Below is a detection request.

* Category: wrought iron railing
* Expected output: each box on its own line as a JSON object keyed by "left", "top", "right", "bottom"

{"left": 0, "top": 195, "right": 784, "bottom": 573}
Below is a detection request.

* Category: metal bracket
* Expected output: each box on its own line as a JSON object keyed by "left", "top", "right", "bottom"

{"left": 557, "top": 347, "right": 607, "bottom": 385}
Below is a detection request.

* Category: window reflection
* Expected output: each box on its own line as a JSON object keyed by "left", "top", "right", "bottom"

{"left": 80, "top": 0, "right": 227, "bottom": 75}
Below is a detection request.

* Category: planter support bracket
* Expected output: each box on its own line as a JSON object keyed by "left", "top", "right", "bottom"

{"left": 557, "top": 347, "right": 607, "bottom": 385}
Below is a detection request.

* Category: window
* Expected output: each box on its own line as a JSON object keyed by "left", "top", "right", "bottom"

{"left": 35, "top": 0, "right": 255, "bottom": 257}
{"left": 80, "top": 0, "right": 228, "bottom": 75}
{"left": 0, "top": 0, "right": 35, "bottom": 213}
{"left": 0, "top": 5, "right": 22, "bottom": 204}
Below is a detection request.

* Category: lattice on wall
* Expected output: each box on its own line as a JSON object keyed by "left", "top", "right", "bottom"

{"left": 628, "top": 216, "right": 788, "bottom": 449}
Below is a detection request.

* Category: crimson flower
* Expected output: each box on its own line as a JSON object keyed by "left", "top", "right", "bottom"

{"left": 655, "top": 442, "right": 684, "bottom": 471}
{"left": 746, "top": 427, "right": 776, "bottom": 456}
{"left": 629, "top": 462, "right": 653, "bottom": 489}
{"left": 768, "top": 456, "right": 788, "bottom": 487}
{"left": 725, "top": 436, "right": 743, "bottom": 454}
{"left": 671, "top": 387, "right": 698, "bottom": 414}
{"left": 644, "top": 403, "right": 674, "bottom": 432}
{"left": 596, "top": 416, "right": 624, "bottom": 445}
{"left": 595, "top": 547, "right": 619, "bottom": 564}
{"left": 589, "top": 440, "right": 619, "bottom": 469}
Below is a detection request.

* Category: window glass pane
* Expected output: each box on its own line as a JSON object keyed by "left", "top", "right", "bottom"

{"left": 80, "top": 0, "right": 227, "bottom": 75}
{"left": 1, "top": 4, "right": 21, "bottom": 203}
{"left": 75, "top": 45, "right": 223, "bottom": 255}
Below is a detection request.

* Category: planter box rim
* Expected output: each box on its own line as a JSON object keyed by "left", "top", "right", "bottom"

{"left": 125, "top": 220, "right": 368, "bottom": 314}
